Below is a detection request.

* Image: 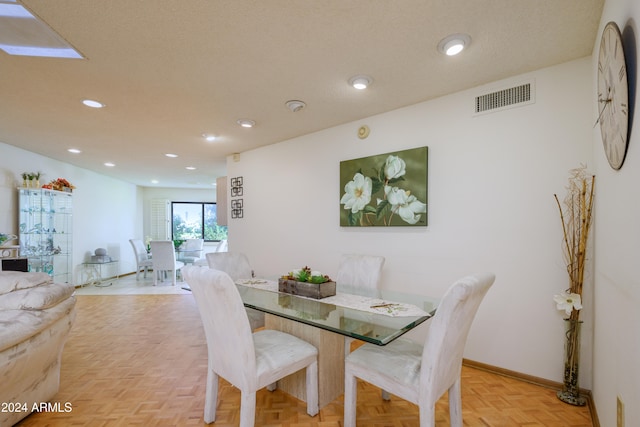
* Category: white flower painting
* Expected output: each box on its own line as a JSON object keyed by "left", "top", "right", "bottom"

{"left": 340, "top": 147, "right": 428, "bottom": 226}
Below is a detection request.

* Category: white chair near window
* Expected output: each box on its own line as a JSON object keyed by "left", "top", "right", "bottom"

{"left": 179, "top": 238, "right": 204, "bottom": 264}
{"left": 149, "top": 240, "right": 184, "bottom": 286}
{"left": 129, "top": 239, "right": 153, "bottom": 280}
{"left": 205, "top": 252, "right": 265, "bottom": 330}
{"left": 215, "top": 239, "right": 228, "bottom": 252}
{"left": 183, "top": 266, "right": 319, "bottom": 427}
{"left": 343, "top": 273, "right": 495, "bottom": 427}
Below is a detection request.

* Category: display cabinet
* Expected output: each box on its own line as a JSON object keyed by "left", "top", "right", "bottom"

{"left": 18, "top": 188, "right": 73, "bottom": 283}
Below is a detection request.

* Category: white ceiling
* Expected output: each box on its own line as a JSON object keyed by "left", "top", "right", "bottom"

{"left": 0, "top": 0, "right": 603, "bottom": 188}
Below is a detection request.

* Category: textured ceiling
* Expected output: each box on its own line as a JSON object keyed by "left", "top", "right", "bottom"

{"left": 0, "top": 0, "right": 604, "bottom": 188}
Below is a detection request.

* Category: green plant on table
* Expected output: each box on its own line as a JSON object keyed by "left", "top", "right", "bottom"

{"left": 282, "top": 266, "right": 332, "bottom": 284}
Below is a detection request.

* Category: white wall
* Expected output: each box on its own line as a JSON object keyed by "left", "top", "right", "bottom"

{"left": 592, "top": 1, "right": 640, "bottom": 425}
{"left": 0, "top": 142, "right": 143, "bottom": 280}
{"left": 227, "top": 59, "right": 594, "bottom": 388}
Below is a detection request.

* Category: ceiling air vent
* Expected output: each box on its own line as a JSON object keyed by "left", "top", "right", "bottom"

{"left": 474, "top": 81, "right": 535, "bottom": 115}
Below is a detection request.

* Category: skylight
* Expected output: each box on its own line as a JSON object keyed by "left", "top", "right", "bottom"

{"left": 0, "top": 1, "right": 83, "bottom": 58}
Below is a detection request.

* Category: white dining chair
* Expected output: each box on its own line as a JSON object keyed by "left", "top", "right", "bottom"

{"left": 343, "top": 273, "right": 495, "bottom": 427}
{"left": 335, "top": 254, "right": 385, "bottom": 297}
{"left": 215, "top": 239, "right": 228, "bottom": 252}
{"left": 336, "top": 254, "right": 385, "bottom": 357}
{"left": 129, "top": 239, "right": 153, "bottom": 280}
{"left": 205, "top": 252, "right": 265, "bottom": 330}
{"left": 180, "top": 238, "right": 204, "bottom": 264}
{"left": 149, "top": 240, "right": 184, "bottom": 286}
{"left": 183, "top": 266, "right": 319, "bottom": 426}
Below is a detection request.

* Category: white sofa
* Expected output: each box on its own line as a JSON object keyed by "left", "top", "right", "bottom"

{"left": 0, "top": 271, "right": 76, "bottom": 427}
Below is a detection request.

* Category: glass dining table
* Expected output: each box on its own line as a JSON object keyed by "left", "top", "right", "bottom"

{"left": 234, "top": 279, "right": 438, "bottom": 407}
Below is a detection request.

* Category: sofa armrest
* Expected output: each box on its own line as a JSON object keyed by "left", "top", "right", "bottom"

{"left": 0, "top": 282, "right": 75, "bottom": 311}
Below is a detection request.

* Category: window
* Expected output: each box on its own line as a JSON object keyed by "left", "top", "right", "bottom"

{"left": 171, "top": 202, "right": 227, "bottom": 242}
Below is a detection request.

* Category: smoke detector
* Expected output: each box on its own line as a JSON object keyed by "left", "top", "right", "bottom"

{"left": 285, "top": 100, "right": 306, "bottom": 112}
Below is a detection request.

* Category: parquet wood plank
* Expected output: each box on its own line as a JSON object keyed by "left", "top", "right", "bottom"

{"left": 14, "top": 294, "right": 593, "bottom": 426}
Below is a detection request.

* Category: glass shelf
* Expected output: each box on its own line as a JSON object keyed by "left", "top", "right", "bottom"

{"left": 18, "top": 188, "right": 73, "bottom": 283}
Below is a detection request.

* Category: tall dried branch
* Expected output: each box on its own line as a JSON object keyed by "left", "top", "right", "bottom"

{"left": 553, "top": 166, "right": 595, "bottom": 321}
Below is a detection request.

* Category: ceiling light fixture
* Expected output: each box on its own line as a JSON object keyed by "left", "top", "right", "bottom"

{"left": 349, "top": 75, "right": 372, "bottom": 90}
{"left": 0, "top": 2, "right": 83, "bottom": 58}
{"left": 237, "top": 119, "right": 255, "bottom": 128}
{"left": 185, "top": 166, "right": 196, "bottom": 170}
{"left": 437, "top": 33, "right": 471, "bottom": 56}
{"left": 151, "top": 180, "right": 159, "bottom": 184}
{"left": 202, "top": 134, "right": 216, "bottom": 142}
{"left": 285, "top": 100, "right": 306, "bottom": 112}
{"left": 67, "top": 148, "right": 81, "bottom": 154}
{"left": 104, "top": 162, "right": 115, "bottom": 167}
{"left": 82, "top": 99, "right": 105, "bottom": 108}
{"left": 165, "top": 153, "right": 178, "bottom": 158}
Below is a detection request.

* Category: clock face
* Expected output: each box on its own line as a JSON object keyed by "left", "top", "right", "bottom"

{"left": 597, "top": 21, "right": 629, "bottom": 170}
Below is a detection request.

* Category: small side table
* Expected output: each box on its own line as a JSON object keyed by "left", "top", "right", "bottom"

{"left": 80, "top": 260, "right": 119, "bottom": 287}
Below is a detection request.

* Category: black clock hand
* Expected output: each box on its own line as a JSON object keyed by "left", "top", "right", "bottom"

{"left": 594, "top": 97, "right": 611, "bottom": 127}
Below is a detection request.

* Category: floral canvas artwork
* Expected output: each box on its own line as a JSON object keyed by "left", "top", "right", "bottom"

{"left": 340, "top": 146, "right": 428, "bottom": 226}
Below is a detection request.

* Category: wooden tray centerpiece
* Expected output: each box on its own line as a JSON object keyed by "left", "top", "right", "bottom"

{"left": 278, "top": 266, "right": 336, "bottom": 299}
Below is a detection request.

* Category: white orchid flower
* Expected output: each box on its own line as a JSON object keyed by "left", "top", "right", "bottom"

{"left": 553, "top": 291, "right": 583, "bottom": 316}
{"left": 384, "top": 185, "right": 427, "bottom": 225}
{"left": 340, "top": 173, "right": 372, "bottom": 213}
{"left": 384, "top": 155, "right": 406, "bottom": 180}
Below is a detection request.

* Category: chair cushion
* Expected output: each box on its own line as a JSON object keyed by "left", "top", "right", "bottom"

{"left": 253, "top": 329, "right": 317, "bottom": 383}
{"left": 347, "top": 338, "right": 422, "bottom": 389}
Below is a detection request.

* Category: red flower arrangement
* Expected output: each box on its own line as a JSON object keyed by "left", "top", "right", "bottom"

{"left": 42, "top": 178, "right": 76, "bottom": 192}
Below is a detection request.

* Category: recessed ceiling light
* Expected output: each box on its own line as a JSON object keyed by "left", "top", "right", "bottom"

{"left": 237, "top": 119, "right": 255, "bottom": 128}
{"left": 67, "top": 148, "right": 81, "bottom": 154}
{"left": 165, "top": 153, "right": 178, "bottom": 158}
{"left": 151, "top": 179, "right": 159, "bottom": 184}
{"left": 104, "top": 162, "right": 115, "bottom": 167}
{"left": 82, "top": 99, "right": 105, "bottom": 108}
{"left": 437, "top": 33, "right": 471, "bottom": 56}
{"left": 185, "top": 166, "right": 196, "bottom": 170}
{"left": 203, "top": 134, "right": 216, "bottom": 142}
{"left": 349, "top": 75, "right": 372, "bottom": 90}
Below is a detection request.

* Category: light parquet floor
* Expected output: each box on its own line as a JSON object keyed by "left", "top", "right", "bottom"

{"left": 15, "top": 282, "right": 594, "bottom": 426}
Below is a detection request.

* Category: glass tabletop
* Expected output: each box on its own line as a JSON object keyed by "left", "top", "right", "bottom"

{"left": 82, "top": 259, "right": 118, "bottom": 265}
{"left": 236, "top": 282, "right": 438, "bottom": 346}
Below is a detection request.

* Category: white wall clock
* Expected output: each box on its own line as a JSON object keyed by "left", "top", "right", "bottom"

{"left": 597, "top": 21, "right": 630, "bottom": 170}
